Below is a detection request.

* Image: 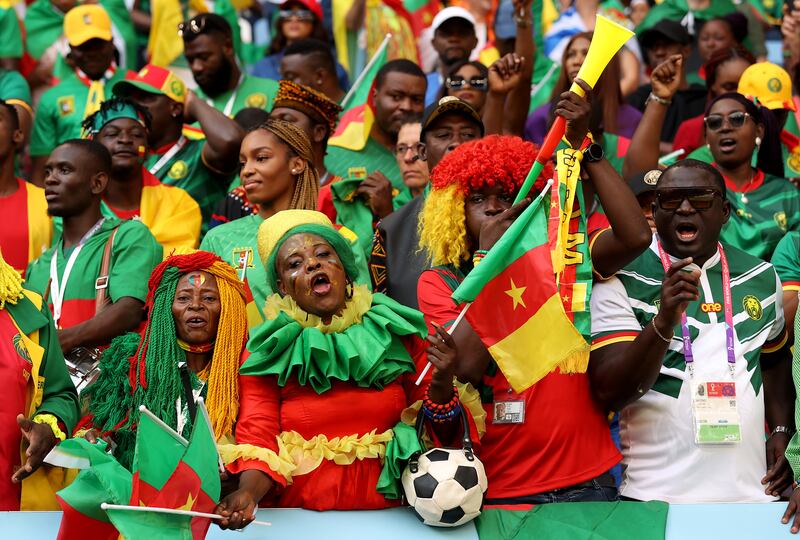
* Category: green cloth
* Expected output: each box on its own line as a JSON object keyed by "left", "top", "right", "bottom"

{"left": 144, "top": 137, "right": 230, "bottom": 225}
{"left": 771, "top": 231, "right": 800, "bottom": 286}
{"left": 636, "top": 0, "right": 737, "bottom": 34}
{"left": 376, "top": 421, "right": 423, "bottom": 499}
{"left": 788, "top": 299, "right": 800, "bottom": 481}
{"left": 529, "top": 50, "right": 559, "bottom": 114}
{"left": 0, "top": 68, "right": 31, "bottom": 104}
{"left": 0, "top": 7, "right": 22, "bottom": 59}
{"left": 474, "top": 502, "right": 668, "bottom": 540}
{"left": 5, "top": 291, "right": 79, "bottom": 431}
{"left": 241, "top": 292, "right": 427, "bottom": 394}
{"left": 24, "top": 0, "right": 138, "bottom": 78}
{"left": 86, "top": 100, "right": 144, "bottom": 135}
{"left": 195, "top": 73, "right": 278, "bottom": 117}
{"left": 29, "top": 70, "right": 129, "bottom": 157}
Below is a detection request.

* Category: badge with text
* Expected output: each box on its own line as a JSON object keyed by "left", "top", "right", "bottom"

{"left": 691, "top": 381, "right": 741, "bottom": 445}
{"left": 493, "top": 400, "right": 525, "bottom": 424}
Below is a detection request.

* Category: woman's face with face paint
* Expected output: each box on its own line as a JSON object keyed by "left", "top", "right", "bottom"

{"left": 171, "top": 271, "right": 221, "bottom": 346}
{"left": 275, "top": 233, "right": 348, "bottom": 322}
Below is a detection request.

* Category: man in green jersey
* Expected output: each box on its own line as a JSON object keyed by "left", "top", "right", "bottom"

{"left": 29, "top": 4, "right": 129, "bottom": 186}
{"left": 0, "top": 69, "right": 32, "bottom": 141}
{"left": 181, "top": 13, "right": 278, "bottom": 117}
{"left": 771, "top": 231, "right": 800, "bottom": 341}
{"left": 25, "top": 140, "right": 162, "bottom": 355}
{"left": 113, "top": 64, "right": 244, "bottom": 223}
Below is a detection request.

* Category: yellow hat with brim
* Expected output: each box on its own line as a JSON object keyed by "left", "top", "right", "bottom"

{"left": 113, "top": 64, "right": 187, "bottom": 104}
{"left": 63, "top": 5, "right": 112, "bottom": 47}
{"left": 738, "top": 62, "right": 797, "bottom": 112}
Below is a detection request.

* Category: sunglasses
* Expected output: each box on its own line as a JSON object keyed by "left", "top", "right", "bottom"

{"left": 177, "top": 18, "right": 205, "bottom": 37}
{"left": 655, "top": 188, "right": 722, "bottom": 211}
{"left": 279, "top": 9, "right": 315, "bottom": 22}
{"left": 445, "top": 76, "right": 488, "bottom": 92}
{"left": 704, "top": 111, "right": 751, "bottom": 132}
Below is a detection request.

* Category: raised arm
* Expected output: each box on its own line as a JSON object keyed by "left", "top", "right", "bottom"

{"left": 184, "top": 90, "right": 245, "bottom": 175}
{"left": 502, "top": 0, "right": 534, "bottom": 136}
{"left": 482, "top": 54, "right": 525, "bottom": 136}
{"left": 622, "top": 54, "right": 683, "bottom": 179}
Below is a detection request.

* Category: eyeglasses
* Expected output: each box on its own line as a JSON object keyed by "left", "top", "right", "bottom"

{"left": 394, "top": 143, "right": 419, "bottom": 158}
{"left": 445, "top": 76, "right": 488, "bottom": 92}
{"left": 279, "top": 9, "right": 316, "bottom": 22}
{"left": 655, "top": 188, "right": 722, "bottom": 211}
{"left": 177, "top": 18, "right": 205, "bottom": 37}
{"left": 704, "top": 111, "right": 751, "bottom": 132}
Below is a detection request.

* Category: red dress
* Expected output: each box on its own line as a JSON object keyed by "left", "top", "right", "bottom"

{"left": 228, "top": 337, "right": 433, "bottom": 510}
{"left": 417, "top": 268, "right": 620, "bottom": 501}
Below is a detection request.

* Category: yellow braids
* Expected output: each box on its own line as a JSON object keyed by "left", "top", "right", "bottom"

{"left": 260, "top": 119, "right": 319, "bottom": 211}
{"left": 0, "top": 249, "right": 23, "bottom": 309}
{"left": 418, "top": 184, "right": 470, "bottom": 267}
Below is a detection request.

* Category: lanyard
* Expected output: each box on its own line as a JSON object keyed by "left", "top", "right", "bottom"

{"left": 148, "top": 136, "right": 187, "bottom": 176}
{"left": 656, "top": 239, "right": 736, "bottom": 378}
{"left": 50, "top": 218, "right": 105, "bottom": 327}
{"left": 206, "top": 73, "right": 244, "bottom": 117}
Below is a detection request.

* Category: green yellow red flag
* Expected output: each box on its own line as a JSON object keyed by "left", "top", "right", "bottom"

{"left": 450, "top": 183, "right": 589, "bottom": 393}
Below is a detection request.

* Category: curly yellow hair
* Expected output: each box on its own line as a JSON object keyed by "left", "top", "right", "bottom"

{"left": 418, "top": 184, "right": 469, "bottom": 267}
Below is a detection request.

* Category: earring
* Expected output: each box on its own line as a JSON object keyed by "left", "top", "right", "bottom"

{"left": 345, "top": 279, "right": 353, "bottom": 300}
{"left": 755, "top": 136, "right": 762, "bottom": 147}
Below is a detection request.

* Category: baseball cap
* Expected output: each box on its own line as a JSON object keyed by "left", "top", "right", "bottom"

{"left": 738, "top": 62, "right": 796, "bottom": 112}
{"left": 639, "top": 20, "right": 691, "bottom": 50}
{"left": 280, "top": 0, "right": 323, "bottom": 21}
{"left": 63, "top": 5, "right": 112, "bottom": 47}
{"left": 431, "top": 7, "right": 476, "bottom": 33}
{"left": 113, "top": 65, "right": 187, "bottom": 104}
{"left": 628, "top": 170, "right": 661, "bottom": 198}
{"left": 420, "top": 96, "right": 484, "bottom": 138}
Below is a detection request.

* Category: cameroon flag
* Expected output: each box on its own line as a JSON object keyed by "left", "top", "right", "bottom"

{"left": 327, "top": 36, "right": 390, "bottom": 152}
{"left": 451, "top": 189, "right": 589, "bottom": 393}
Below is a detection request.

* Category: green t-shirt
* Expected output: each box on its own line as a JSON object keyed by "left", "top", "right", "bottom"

{"left": 195, "top": 73, "right": 278, "bottom": 117}
{"left": 771, "top": 231, "right": 800, "bottom": 289}
{"left": 0, "top": 68, "right": 31, "bottom": 104}
{"left": 25, "top": 217, "right": 162, "bottom": 329}
{"left": 29, "top": 70, "right": 129, "bottom": 157}
{"left": 144, "top": 137, "right": 230, "bottom": 225}
{"left": 0, "top": 6, "right": 22, "bottom": 59}
{"left": 689, "top": 138, "right": 800, "bottom": 181}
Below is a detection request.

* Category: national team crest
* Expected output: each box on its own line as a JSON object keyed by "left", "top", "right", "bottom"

{"left": 168, "top": 160, "right": 188, "bottom": 180}
{"left": 57, "top": 96, "right": 75, "bottom": 116}
{"left": 775, "top": 211, "right": 788, "bottom": 231}
{"left": 742, "top": 295, "right": 763, "bottom": 321}
{"left": 13, "top": 333, "right": 32, "bottom": 364}
{"left": 245, "top": 93, "right": 267, "bottom": 109}
{"left": 233, "top": 248, "right": 256, "bottom": 270}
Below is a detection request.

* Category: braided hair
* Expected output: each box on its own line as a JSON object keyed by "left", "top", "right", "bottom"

{"left": 254, "top": 119, "right": 319, "bottom": 211}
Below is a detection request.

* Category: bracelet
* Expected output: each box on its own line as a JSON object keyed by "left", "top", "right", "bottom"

{"left": 33, "top": 414, "right": 67, "bottom": 441}
{"left": 423, "top": 386, "right": 461, "bottom": 423}
{"left": 646, "top": 92, "right": 672, "bottom": 107}
{"left": 651, "top": 317, "right": 673, "bottom": 343}
{"left": 473, "top": 249, "right": 488, "bottom": 267}
{"left": 771, "top": 425, "right": 796, "bottom": 438}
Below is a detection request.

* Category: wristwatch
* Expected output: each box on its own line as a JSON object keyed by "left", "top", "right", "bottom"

{"left": 584, "top": 142, "right": 604, "bottom": 163}
{"left": 771, "top": 425, "right": 796, "bottom": 437}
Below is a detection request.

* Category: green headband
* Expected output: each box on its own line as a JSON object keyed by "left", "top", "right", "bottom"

{"left": 90, "top": 102, "right": 146, "bottom": 135}
{"left": 266, "top": 224, "right": 359, "bottom": 293}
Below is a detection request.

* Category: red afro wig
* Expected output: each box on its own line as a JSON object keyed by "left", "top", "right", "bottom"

{"left": 429, "top": 135, "right": 555, "bottom": 196}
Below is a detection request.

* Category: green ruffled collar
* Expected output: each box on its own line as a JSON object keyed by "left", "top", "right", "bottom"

{"left": 242, "top": 288, "right": 428, "bottom": 394}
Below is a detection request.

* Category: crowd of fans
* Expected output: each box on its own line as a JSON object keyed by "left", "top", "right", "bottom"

{"left": 5, "top": 0, "right": 800, "bottom": 532}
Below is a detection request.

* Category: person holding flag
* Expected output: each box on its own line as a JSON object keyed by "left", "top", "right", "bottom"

{"left": 416, "top": 82, "right": 651, "bottom": 505}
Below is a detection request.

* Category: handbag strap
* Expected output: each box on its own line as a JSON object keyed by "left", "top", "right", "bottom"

{"left": 414, "top": 400, "right": 475, "bottom": 458}
{"left": 94, "top": 226, "right": 119, "bottom": 315}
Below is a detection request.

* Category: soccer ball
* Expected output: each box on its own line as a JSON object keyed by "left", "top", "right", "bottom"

{"left": 401, "top": 447, "right": 488, "bottom": 527}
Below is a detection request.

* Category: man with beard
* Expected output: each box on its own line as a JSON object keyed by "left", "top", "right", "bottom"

{"left": 323, "top": 59, "right": 426, "bottom": 258}
{"left": 425, "top": 7, "right": 479, "bottom": 106}
{"left": 29, "top": 5, "right": 129, "bottom": 185}
{"left": 181, "top": 13, "right": 279, "bottom": 117}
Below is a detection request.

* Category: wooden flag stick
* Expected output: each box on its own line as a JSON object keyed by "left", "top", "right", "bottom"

{"left": 100, "top": 502, "right": 272, "bottom": 527}
{"left": 414, "top": 302, "right": 471, "bottom": 386}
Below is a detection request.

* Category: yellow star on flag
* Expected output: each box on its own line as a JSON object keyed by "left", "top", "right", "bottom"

{"left": 505, "top": 279, "right": 527, "bottom": 310}
{"left": 178, "top": 493, "right": 197, "bottom": 511}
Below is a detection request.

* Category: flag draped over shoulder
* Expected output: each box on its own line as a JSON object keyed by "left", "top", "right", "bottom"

{"left": 328, "top": 37, "right": 390, "bottom": 152}
{"left": 451, "top": 171, "right": 589, "bottom": 393}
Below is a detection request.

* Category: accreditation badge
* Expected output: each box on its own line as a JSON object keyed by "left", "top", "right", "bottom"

{"left": 690, "top": 381, "right": 741, "bottom": 445}
{"left": 493, "top": 399, "right": 525, "bottom": 424}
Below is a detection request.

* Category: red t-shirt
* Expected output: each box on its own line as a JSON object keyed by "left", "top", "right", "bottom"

{"left": 417, "top": 268, "right": 620, "bottom": 500}
{"left": 671, "top": 114, "right": 705, "bottom": 156}
{"left": 317, "top": 183, "right": 337, "bottom": 224}
{"left": 0, "top": 309, "right": 29, "bottom": 510}
{"left": 0, "top": 179, "right": 31, "bottom": 275}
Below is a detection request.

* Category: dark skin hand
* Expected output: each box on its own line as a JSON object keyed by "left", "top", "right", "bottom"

{"left": 555, "top": 78, "right": 592, "bottom": 149}
{"left": 622, "top": 54, "right": 683, "bottom": 179}
{"left": 502, "top": 0, "right": 534, "bottom": 136}
{"left": 215, "top": 469, "right": 274, "bottom": 529}
{"left": 762, "top": 347, "right": 794, "bottom": 497}
{"left": 355, "top": 171, "right": 394, "bottom": 219}
{"left": 12, "top": 415, "right": 57, "bottom": 483}
{"left": 483, "top": 53, "right": 525, "bottom": 136}
{"left": 589, "top": 258, "right": 700, "bottom": 411}
{"left": 58, "top": 297, "right": 145, "bottom": 353}
{"left": 426, "top": 322, "right": 458, "bottom": 403}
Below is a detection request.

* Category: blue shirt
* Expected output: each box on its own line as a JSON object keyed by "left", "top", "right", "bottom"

{"left": 425, "top": 72, "right": 442, "bottom": 107}
{"left": 251, "top": 50, "right": 351, "bottom": 91}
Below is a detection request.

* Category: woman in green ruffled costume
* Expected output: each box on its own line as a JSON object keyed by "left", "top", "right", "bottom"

{"left": 215, "top": 209, "right": 477, "bottom": 529}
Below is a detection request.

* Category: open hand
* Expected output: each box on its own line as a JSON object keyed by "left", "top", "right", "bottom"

{"left": 763, "top": 432, "right": 792, "bottom": 497}
{"left": 782, "top": 486, "right": 800, "bottom": 533}
{"left": 12, "top": 415, "right": 57, "bottom": 483}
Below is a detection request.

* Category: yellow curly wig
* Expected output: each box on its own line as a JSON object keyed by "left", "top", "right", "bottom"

{"left": 418, "top": 184, "right": 469, "bottom": 267}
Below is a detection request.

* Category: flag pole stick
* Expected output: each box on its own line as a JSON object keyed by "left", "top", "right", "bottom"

{"left": 138, "top": 405, "right": 189, "bottom": 446}
{"left": 415, "top": 302, "right": 472, "bottom": 386}
{"left": 340, "top": 33, "right": 392, "bottom": 110}
{"left": 100, "top": 502, "right": 272, "bottom": 527}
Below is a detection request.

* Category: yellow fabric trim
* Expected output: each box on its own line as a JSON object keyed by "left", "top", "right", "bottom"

{"left": 263, "top": 283, "right": 372, "bottom": 334}
{"left": 25, "top": 182, "right": 53, "bottom": 269}
{"left": 762, "top": 330, "right": 789, "bottom": 354}
{"left": 783, "top": 285, "right": 800, "bottom": 292}
{"left": 552, "top": 148, "right": 582, "bottom": 275}
{"left": 33, "top": 414, "right": 66, "bottom": 441}
{"left": 590, "top": 335, "right": 638, "bottom": 351}
{"left": 280, "top": 429, "right": 392, "bottom": 477}
{"left": 589, "top": 227, "right": 614, "bottom": 281}
{"left": 5, "top": 98, "right": 33, "bottom": 117}
{"left": 218, "top": 440, "right": 295, "bottom": 482}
